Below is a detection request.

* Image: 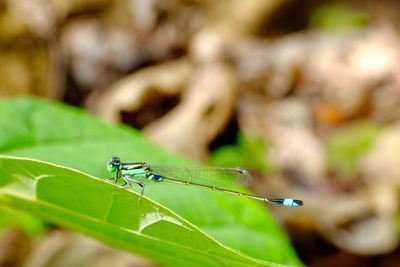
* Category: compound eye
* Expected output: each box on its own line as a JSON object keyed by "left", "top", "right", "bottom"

{"left": 111, "top": 157, "right": 120, "bottom": 165}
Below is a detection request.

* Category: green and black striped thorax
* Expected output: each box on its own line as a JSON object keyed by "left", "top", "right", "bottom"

{"left": 108, "top": 157, "right": 163, "bottom": 182}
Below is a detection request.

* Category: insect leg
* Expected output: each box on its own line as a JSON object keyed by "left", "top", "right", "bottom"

{"left": 122, "top": 175, "right": 145, "bottom": 196}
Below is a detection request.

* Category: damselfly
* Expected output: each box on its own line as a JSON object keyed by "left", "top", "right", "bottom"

{"left": 107, "top": 157, "right": 303, "bottom": 207}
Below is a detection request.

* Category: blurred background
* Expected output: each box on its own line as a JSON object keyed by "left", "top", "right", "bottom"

{"left": 1, "top": 0, "right": 400, "bottom": 266}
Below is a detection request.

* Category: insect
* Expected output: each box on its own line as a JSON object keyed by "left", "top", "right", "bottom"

{"left": 107, "top": 156, "right": 303, "bottom": 207}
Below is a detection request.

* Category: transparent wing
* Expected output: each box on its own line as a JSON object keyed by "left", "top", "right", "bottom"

{"left": 148, "top": 165, "right": 252, "bottom": 190}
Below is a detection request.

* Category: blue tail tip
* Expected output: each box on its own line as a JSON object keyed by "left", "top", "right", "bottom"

{"left": 283, "top": 198, "right": 303, "bottom": 207}
{"left": 271, "top": 198, "right": 303, "bottom": 207}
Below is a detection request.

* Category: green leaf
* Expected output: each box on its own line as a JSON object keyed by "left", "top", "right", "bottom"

{"left": 310, "top": 4, "right": 369, "bottom": 31}
{"left": 326, "top": 122, "right": 384, "bottom": 177}
{"left": 0, "top": 206, "right": 47, "bottom": 237}
{"left": 210, "top": 134, "right": 276, "bottom": 174}
{"left": 0, "top": 97, "right": 303, "bottom": 267}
